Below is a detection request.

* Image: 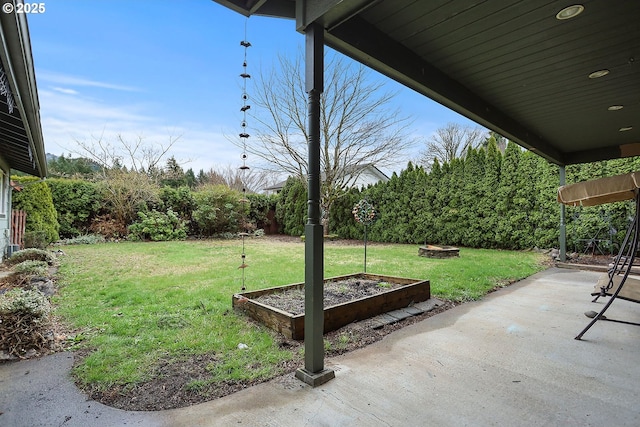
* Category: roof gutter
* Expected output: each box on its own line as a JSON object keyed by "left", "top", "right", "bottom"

{"left": 0, "top": 2, "right": 46, "bottom": 177}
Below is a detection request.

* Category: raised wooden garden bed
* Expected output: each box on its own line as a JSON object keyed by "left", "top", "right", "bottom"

{"left": 232, "top": 273, "right": 430, "bottom": 340}
{"left": 419, "top": 245, "right": 460, "bottom": 258}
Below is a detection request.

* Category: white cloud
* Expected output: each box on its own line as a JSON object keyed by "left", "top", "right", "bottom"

{"left": 38, "top": 87, "right": 241, "bottom": 173}
{"left": 51, "top": 87, "right": 79, "bottom": 95}
{"left": 38, "top": 70, "right": 141, "bottom": 92}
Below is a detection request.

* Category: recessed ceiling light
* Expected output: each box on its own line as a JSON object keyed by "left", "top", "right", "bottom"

{"left": 619, "top": 126, "right": 633, "bottom": 132}
{"left": 608, "top": 105, "right": 624, "bottom": 111}
{"left": 556, "top": 5, "right": 585, "bottom": 20}
{"left": 588, "top": 69, "right": 609, "bottom": 79}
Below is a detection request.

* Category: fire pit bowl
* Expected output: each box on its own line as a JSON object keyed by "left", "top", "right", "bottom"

{"left": 419, "top": 245, "right": 460, "bottom": 259}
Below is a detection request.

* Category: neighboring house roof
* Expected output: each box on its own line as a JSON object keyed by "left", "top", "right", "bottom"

{"left": 264, "top": 163, "right": 389, "bottom": 192}
{"left": 0, "top": 10, "right": 46, "bottom": 177}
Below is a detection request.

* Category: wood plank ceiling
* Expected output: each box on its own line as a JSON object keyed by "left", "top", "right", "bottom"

{"left": 214, "top": 0, "right": 640, "bottom": 166}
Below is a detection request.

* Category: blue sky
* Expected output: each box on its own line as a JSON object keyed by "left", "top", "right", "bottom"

{"left": 27, "top": 0, "right": 477, "bottom": 175}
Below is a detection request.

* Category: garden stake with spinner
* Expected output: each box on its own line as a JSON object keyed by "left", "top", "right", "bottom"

{"left": 238, "top": 19, "right": 251, "bottom": 291}
{"left": 353, "top": 199, "right": 376, "bottom": 273}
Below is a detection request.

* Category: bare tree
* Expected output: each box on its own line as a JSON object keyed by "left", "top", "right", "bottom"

{"left": 73, "top": 132, "right": 181, "bottom": 179}
{"left": 196, "top": 165, "right": 281, "bottom": 194}
{"left": 419, "top": 123, "right": 487, "bottom": 167}
{"left": 244, "top": 52, "right": 416, "bottom": 232}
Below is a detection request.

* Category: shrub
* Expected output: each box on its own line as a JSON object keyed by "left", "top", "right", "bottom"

{"left": 57, "top": 234, "right": 106, "bottom": 245}
{"left": 0, "top": 288, "right": 52, "bottom": 357}
{"left": 0, "top": 288, "right": 50, "bottom": 316}
{"left": 13, "top": 260, "right": 48, "bottom": 276}
{"left": 23, "top": 231, "right": 49, "bottom": 249}
{"left": 7, "top": 248, "right": 56, "bottom": 266}
{"left": 47, "top": 178, "right": 102, "bottom": 238}
{"left": 128, "top": 209, "right": 188, "bottom": 241}
{"left": 247, "top": 193, "right": 277, "bottom": 231}
{"left": 192, "top": 185, "right": 246, "bottom": 236}
{"left": 97, "top": 170, "right": 160, "bottom": 231}
{"left": 89, "top": 214, "right": 129, "bottom": 239}
{"left": 159, "top": 186, "right": 194, "bottom": 222}
{"left": 11, "top": 176, "right": 60, "bottom": 244}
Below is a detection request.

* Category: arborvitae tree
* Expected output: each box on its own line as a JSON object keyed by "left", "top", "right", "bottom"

{"left": 391, "top": 163, "right": 419, "bottom": 243}
{"left": 495, "top": 141, "right": 521, "bottom": 248}
{"left": 442, "top": 157, "right": 465, "bottom": 246}
{"left": 329, "top": 187, "right": 362, "bottom": 240}
{"left": 481, "top": 138, "right": 502, "bottom": 247}
{"left": 370, "top": 170, "right": 403, "bottom": 242}
{"left": 418, "top": 159, "right": 442, "bottom": 244}
{"left": 512, "top": 151, "right": 540, "bottom": 248}
{"left": 275, "top": 176, "right": 307, "bottom": 236}
{"left": 531, "top": 159, "right": 560, "bottom": 249}
{"left": 432, "top": 161, "right": 452, "bottom": 244}
{"left": 408, "top": 164, "right": 431, "bottom": 244}
{"left": 461, "top": 147, "right": 486, "bottom": 247}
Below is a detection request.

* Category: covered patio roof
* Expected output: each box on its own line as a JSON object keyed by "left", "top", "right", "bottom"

{"left": 214, "top": 0, "right": 639, "bottom": 166}
{"left": 213, "top": 0, "right": 640, "bottom": 385}
{"left": 0, "top": 9, "right": 46, "bottom": 177}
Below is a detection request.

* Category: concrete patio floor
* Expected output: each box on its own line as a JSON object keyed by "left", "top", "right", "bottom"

{"left": 2, "top": 267, "right": 639, "bottom": 426}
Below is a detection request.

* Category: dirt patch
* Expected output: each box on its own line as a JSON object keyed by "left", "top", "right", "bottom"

{"left": 565, "top": 254, "right": 612, "bottom": 266}
{"left": 78, "top": 351, "right": 303, "bottom": 411}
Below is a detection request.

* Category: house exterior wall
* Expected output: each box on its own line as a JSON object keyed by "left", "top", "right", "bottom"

{"left": 0, "top": 156, "right": 10, "bottom": 260}
{"left": 351, "top": 169, "right": 384, "bottom": 188}
{"left": 350, "top": 167, "right": 389, "bottom": 189}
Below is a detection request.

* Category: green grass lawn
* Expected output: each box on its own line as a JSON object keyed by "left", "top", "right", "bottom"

{"left": 54, "top": 238, "right": 545, "bottom": 393}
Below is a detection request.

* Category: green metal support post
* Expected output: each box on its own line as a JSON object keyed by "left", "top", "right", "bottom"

{"left": 295, "top": 21, "right": 335, "bottom": 387}
{"left": 559, "top": 165, "right": 567, "bottom": 262}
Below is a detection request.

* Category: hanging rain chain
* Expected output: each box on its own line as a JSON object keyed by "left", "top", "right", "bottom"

{"left": 238, "top": 20, "right": 251, "bottom": 291}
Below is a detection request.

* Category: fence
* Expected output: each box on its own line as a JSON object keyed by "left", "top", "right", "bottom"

{"left": 11, "top": 209, "right": 26, "bottom": 249}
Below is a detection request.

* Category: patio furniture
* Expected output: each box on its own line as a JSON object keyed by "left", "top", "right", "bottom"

{"left": 558, "top": 171, "right": 640, "bottom": 339}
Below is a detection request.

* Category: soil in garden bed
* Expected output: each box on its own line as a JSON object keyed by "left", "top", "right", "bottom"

{"left": 252, "top": 277, "right": 402, "bottom": 315}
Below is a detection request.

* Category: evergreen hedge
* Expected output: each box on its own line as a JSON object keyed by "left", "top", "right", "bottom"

{"left": 11, "top": 176, "right": 59, "bottom": 245}
{"left": 47, "top": 178, "right": 101, "bottom": 238}
{"left": 39, "top": 144, "right": 640, "bottom": 251}
{"left": 357, "top": 143, "right": 640, "bottom": 251}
